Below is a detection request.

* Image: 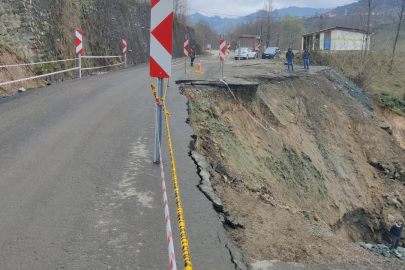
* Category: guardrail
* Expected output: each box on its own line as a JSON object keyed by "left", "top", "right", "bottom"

{"left": 0, "top": 55, "right": 126, "bottom": 87}
{"left": 0, "top": 30, "right": 129, "bottom": 88}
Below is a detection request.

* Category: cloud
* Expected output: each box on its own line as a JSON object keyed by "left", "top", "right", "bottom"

{"left": 189, "top": 0, "right": 347, "bottom": 17}
{"left": 190, "top": 0, "right": 264, "bottom": 17}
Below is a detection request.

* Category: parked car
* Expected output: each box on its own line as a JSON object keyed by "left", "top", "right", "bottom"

{"left": 262, "top": 47, "right": 280, "bottom": 59}
{"left": 234, "top": 48, "right": 257, "bottom": 60}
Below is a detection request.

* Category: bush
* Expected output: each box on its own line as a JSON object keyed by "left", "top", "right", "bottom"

{"left": 379, "top": 92, "right": 405, "bottom": 115}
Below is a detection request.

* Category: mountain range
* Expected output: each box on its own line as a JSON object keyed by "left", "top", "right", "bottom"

{"left": 188, "top": 7, "right": 334, "bottom": 33}
{"left": 189, "top": 0, "right": 401, "bottom": 33}
{"left": 330, "top": 0, "right": 398, "bottom": 15}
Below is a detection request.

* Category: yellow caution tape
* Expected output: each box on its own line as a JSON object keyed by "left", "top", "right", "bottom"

{"left": 150, "top": 81, "right": 193, "bottom": 270}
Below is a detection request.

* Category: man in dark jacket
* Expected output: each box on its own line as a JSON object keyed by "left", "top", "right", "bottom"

{"left": 390, "top": 219, "right": 403, "bottom": 251}
{"left": 303, "top": 48, "right": 310, "bottom": 70}
{"left": 286, "top": 48, "right": 294, "bottom": 72}
{"left": 190, "top": 47, "right": 196, "bottom": 67}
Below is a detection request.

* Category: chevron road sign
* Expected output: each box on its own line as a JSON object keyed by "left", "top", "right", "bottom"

{"left": 123, "top": 38, "right": 127, "bottom": 54}
{"left": 76, "top": 30, "right": 83, "bottom": 54}
{"left": 183, "top": 39, "right": 189, "bottom": 57}
{"left": 150, "top": 0, "right": 173, "bottom": 78}
{"left": 219, "top": 40, "right": 226, "bottom": 62}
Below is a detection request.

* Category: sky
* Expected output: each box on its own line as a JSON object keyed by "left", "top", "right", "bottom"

{"left": 189, "top": 0, "right": 349, "bottom": 17}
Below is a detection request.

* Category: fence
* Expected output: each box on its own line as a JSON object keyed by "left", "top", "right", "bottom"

{"left": 0, "top": 55, "right": 126, "bottom": 88}
{"left": 0, "top": 31, "right": 127, "bottom": 88}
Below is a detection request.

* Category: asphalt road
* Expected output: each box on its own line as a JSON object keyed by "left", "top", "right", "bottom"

{"left": 0, "top": 57, "right": 237, "bottom": 269}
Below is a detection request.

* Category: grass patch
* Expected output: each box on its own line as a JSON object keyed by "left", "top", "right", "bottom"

{"left": 311, "top": 49, "right": 405, "bottom": 116}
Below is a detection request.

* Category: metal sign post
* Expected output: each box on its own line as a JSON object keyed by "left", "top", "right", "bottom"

{"left": 123, "top": 38, "right": 128, "bottom": 68}
{"left": 76, "top": 30, "right": 83, "bottom": 78}
{"left": 219, "top": 38, "right": 226, "bottom": 79}
{"left": 154, "top": 77, "right": 163, "bottom": 164}
{"left": 150, "top": 0, "right": 174, "bottom": 164}
{"left": 184, "top": 37, "right": 189, "bottom": 74}
{"left": 78, "top": 54, "right": 82, "bottom": 78}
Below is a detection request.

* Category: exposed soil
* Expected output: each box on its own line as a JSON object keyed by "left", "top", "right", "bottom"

{"left": 179, "top": 57, "right": 405, "bottom": 267}
{"left": 377, "top": 106, "right": 405, "bottom": 150}
{"left": 0, "top": 45, "right": 45, "bottom": 97}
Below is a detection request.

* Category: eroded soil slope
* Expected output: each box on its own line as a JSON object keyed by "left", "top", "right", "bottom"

{"left": 181, "top": 62, "right": 405, "bottom": 265}
{"left": 0, "top": 46, "right": 45, "bottom": 96}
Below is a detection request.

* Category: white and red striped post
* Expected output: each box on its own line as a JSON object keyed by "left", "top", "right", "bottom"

{"left": 76, "top": 30, "right": 83, "bottom": 78}
{"left": 158, "top": 140, "right": 177, "bottom": 270}
{"left": 219, "top": 38, "right": 226, "bottom": 79}
{"left": 150, "top": 0, "right": 173, "bottom": 163}
{"left": 184, "top": 37, "right": 189, "bottom": 74}
{"left": 123, "top": 38, "right": 128, "bottom": 68}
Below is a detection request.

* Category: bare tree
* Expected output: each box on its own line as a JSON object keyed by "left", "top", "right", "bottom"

{"left": 356, "top": 0, "right": 378, "bottom": 71}
{"left": 173, "top": 0, "right": 188, "bottom": 23}
{"left": 389, "top": 0, "right": 405, "bottom": 72}
{"left": 262, "top": 0, "right": 275, "bottom": 48}
{"left": 193, "top": 20, "right": 220, "bottom": 50}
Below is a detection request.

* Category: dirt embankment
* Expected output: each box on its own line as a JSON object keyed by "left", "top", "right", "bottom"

{"left": 180, "top": 60, "right": 405, "bottom": 265}
{"left": 0, "top": 46, "right": 45, "bottom": 96}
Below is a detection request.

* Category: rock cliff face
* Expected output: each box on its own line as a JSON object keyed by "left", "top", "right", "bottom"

{"left": 0, "top": 0, "right": 195, "bottom": 65}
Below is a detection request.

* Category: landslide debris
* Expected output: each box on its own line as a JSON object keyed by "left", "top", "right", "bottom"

{"left": 180, "top": 61, "right": 405, "bottom": 266}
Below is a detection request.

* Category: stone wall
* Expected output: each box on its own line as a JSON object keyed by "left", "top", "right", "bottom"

{"left": 0, "top": 0, "right": 40, "bottom": 61}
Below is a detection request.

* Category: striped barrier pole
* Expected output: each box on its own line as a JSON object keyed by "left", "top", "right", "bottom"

{"left": 219, "top": 38, "right": 226, "bottom": 79}
{"left": 157, "top": 137, "right": 177, "bottom": 270}
{"left": 123, "top": 38, "right": 128, "bottom": 68}
{"left": 76, "top": 30, "right": 83, "bottom": 78}
{"left": 184, "top": 37, "right": 189, "bottom": 74}
{"left": 150, "top": 0, "right": 174, "bottom": 163}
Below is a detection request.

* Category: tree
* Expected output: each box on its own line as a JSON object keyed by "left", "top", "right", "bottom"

{"left": 173, "top": 0, "right": 188, "bottom": 23}
{"left": 281, "top": 15, "right": 305, "bottom": 49}
{"left": 389, "top": 0, "right": 405, "bottom": 72}
{"left": 262, "top": 0, "right": 276, "bottom": 48}
{"left": 193, "top": 20, "right": 219, "bottom": 50}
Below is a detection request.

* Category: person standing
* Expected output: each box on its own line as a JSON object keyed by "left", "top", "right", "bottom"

{"left": 190, "top": 47, "right": 196, "bottom": 67}
{"left": 389, "top": 219, "right": 403, "bottom": 251}
{"left": 303, "top": 48, "right": 311, "bottom": 70}
{"left": 286, "top": 48, "right": 294, "bottom": 72}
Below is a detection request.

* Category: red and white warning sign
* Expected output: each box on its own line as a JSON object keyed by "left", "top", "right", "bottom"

{"left": 226, "top": 44, "right": 231, "bottom": 55}
{"left": 219, "top": 40, "right": 226, "bottom": 62}
{"left": 123, "top": 38, "right": 127, "bottom": 54}
{"left": 183, "top": 39, "right": 189, "bottom": 57}
{"left": 76, "top": 30, "right": 83, "bottom": 55}
{"left": 150, "top": 0, "right": 174, "bottom": 78}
